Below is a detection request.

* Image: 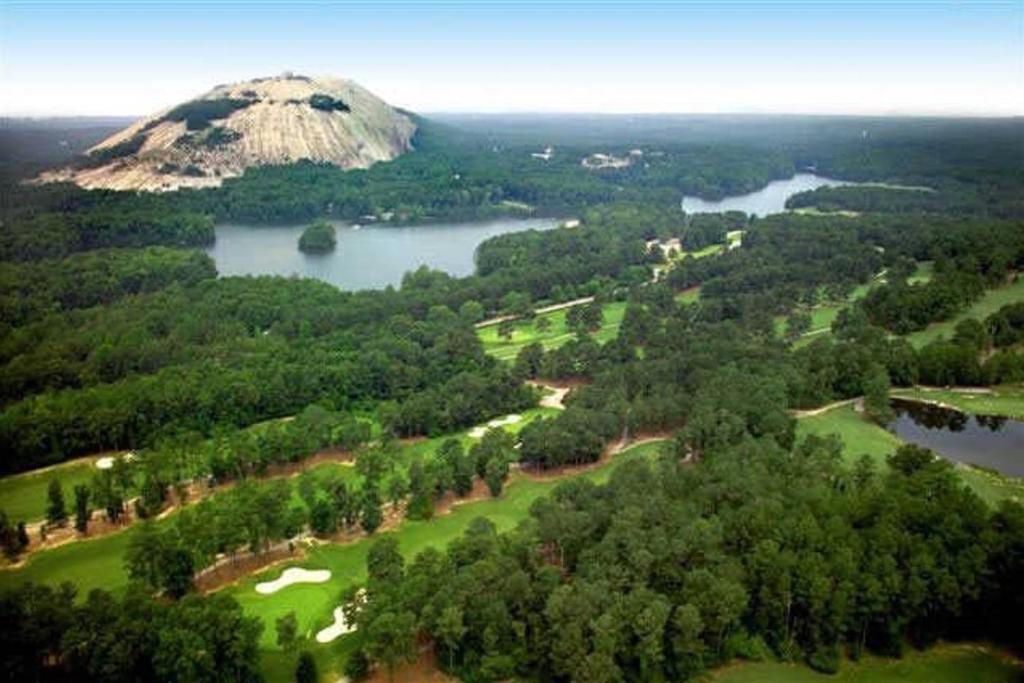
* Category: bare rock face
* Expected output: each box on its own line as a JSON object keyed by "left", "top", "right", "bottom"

{"left": 38, "top": 74, "right": 416, "bottom": 192}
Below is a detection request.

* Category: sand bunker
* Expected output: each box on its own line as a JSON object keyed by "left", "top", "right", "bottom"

{"left": 315, "top": 606, "right": 356, "bottom": 643}
{"left": 255, "top": 567, "right": 331, "bottom": 595}
{"left": 95, "top": 452, "right": 136, "bottom": 470}
{"left": 469, "top": 414, "right": 522, "bottom": 438}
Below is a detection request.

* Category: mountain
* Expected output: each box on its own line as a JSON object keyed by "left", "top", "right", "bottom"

{"left": 37, "top": 74, "right": 417, "bottom": 192}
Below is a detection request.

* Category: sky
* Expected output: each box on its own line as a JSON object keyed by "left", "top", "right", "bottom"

{"left": 1, "top": 1, "right": 1022, "bottom": 117}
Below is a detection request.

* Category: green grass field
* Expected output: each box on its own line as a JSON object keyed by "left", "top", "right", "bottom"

{"left": 796, "top": 404, "right": 901, "bottom": 468}
{"left": 0, "top": 524, "right": 134, "bottom": 598}
{"left": 778, "top": 262, "right": 935, "bottom": 345}
{"left": 479, "top": 288, "right": 702, "bottom": 362}
{"left": 892, "top": 385, "right": 1024, "bottom": 420}
{"left": 680, "top": 243, "right": 726, "bottom": 259}
{"left": 907, "top": 277, "right": 1024, "bottom": 348}
{"left": 907, "top": 261, "right": 934, "bottom": 285}
{"left": 230, "top": 440, "right": 666, "bottom": 681}
{"left": 0, "top": 457, "right": 103, "bottom": 524}
{"left": 478, "top": 301, "right": 628, "bottom": 361}
{"left": 706, "top": 643, "right": 1020, "bottom": 683}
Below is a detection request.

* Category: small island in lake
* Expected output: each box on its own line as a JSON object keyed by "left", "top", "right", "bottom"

{"left": 298, "top": 219, "right": 337, "bottom": 253}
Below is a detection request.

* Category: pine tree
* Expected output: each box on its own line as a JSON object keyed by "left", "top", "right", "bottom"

{"left": 46, "top": 479, "right": 67, "bottom": 526}
{"left": 73, "top": 485, "right": 91, "bottom": 533}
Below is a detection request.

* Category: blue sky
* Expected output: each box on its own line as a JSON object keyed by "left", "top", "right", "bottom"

{"left": 2, "top": 1, "right": 1021, "bottom": 116}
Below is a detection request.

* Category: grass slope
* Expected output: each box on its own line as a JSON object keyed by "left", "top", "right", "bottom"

{"left": 0, "top": 458, "right": 101, "bottom": 524}
{"left": 778, "top": 262, "right": 935, "bottom": 346}
{"left": 480, "top": 289, "right": 701, "bottom": 362}
{"left": 707, "top": 643, "right": 1020, "bottom": 683}
{"left": 892, "top": 385, "right": 1024, "bottom": 420}
{"left": 478, "top": 301, "right": 627, "bottom": 361}
{"left": 0, "top": 527, "right": 134, "bottom": 598}
{"left": 907, "top": 277, "right": 1024, "bottom": 348}
{"left": 796, "top": 405, "right": 901, "bottom": 468}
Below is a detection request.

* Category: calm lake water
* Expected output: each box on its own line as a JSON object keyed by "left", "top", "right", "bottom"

{"left": 208, "top": 217, "right": 558, "bottom": 291}
{"left": 209, "top": 172, "right": 848, "bottom": 290}
{"left": 890, "top": 399, "right": 1024, "bottom": 477}
{"left": 680, "top": 173, "right": 852, "bottom": 216}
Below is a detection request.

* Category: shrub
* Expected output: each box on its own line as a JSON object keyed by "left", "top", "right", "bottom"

{"left": 80, "top": 133, "right": 148, "bottom": 167}
{"left": 161, "top": 98, "right": 255, "bottom": 130}
{"left": 202, "top": 126, "right": 243, "bottom": 148}
{"left": 309, "top": 94, "right": 350, "bottom": 112}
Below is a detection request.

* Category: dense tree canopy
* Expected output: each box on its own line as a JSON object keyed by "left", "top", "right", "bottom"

{"left": 350, "top": 440, "right": 1024, "bottom": 681}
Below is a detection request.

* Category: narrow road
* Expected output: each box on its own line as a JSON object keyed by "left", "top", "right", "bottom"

{"left": 790, "top": 398, "right": 859, "bottom": 418}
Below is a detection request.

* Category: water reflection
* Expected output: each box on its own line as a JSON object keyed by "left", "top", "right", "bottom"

{"left": 889, "top": 399, "right": 1024, "bottom": 477}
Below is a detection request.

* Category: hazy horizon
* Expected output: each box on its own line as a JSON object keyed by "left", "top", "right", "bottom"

{"left": 2, "top": 1, "right": 1022, "bottom": 118}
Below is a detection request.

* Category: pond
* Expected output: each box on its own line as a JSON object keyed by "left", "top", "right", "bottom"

{"left": 680, "top": 172, "right": 852, "bottom": 217}
{"left": 207, "top": 217, "right": 559, "bottom": 291}
{"left": 890, "top": 399, "right": 1024, "bottom": 477}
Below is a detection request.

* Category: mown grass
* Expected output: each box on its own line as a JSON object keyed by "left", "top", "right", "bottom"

{"left": 0, "top": 525, "right": 134, "bottom": 598}
{"left": 231, "top": 441, "right": 666, "bottom": 681}
{"left": 892, "top": 385, "right": 1024, "bottom": 420}
{"left": 0, "top": 458, "right": 103, "bottom": 524}
{"left": 796, "top": 405, "right": 901, "bottom": 468}
{"left": 706, "top": 643, "right": 1021, "bottom": 683}
{"left": 479, "top": 289, "right": 701, "bottom": 362}
{"left": 680, "top": 243, "right": 725, "bottom": 259}
{"left": 478, "top": 301, "right": 628, "bottom": 362}
{"left": 907, "top": 277, "right": 1024, "bottom": 348}
{"left": 778, "top": 262, "right": 935, "bottom": 345}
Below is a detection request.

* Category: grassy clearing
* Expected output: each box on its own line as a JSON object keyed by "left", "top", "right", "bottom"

{"left": 795, "top": 403, "right": 1023, "bottom": 507}
{"left": 706, "top": 643, "right": 1020, "bottom": 683}
{"left": 479, "top": 288, "right": 702, "bottom": 362}
{"left": 907, "top": 260, "right": 934, "bottom": 285}
{"left": 478, "top": 301, "right": 628, "bottom": 362}
{"left": 676, "top": 287, "right": 701, "bottom": 305}
{"left": 796, "top": 405, "right": 901, "bottom": 468}
{"left": 0, "top": 525, "right": 133, "bottom": 598}
{"left": 791, "top": 207, "right": 861, "bottom": 218}
{"left": 680, "top": 243, "right": 725, "bottom": 259}
{"left": 907, "top": 277, "right": 1024, "bottom": 348}
{"left": 0, "top": 457, "right": 104, "bottom": 524}
{"left": 778, "top": 262, "right": 936, "bottom": 345}
{"left": 892, "top": 385, "right": 1024, "bottom": 420}
{"left": 232, "top": 440, "right": 665, "bottom": 681}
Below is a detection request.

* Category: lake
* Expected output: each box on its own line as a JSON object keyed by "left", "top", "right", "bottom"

{"left": 680, "top": 172, "right": 852, "bottom": 216}
{"left": 890, "top": 399, "right": 1024, "bottom": 477}
{"left": 207, "top": 217, "right": 559, "bottom": 291}
{"left": 209, "top": 172, "right": 852, "bottom": 290}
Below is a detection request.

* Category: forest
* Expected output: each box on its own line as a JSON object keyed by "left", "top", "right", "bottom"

{"left": 348, "top": 440, "right": 1023, "bottom": 682}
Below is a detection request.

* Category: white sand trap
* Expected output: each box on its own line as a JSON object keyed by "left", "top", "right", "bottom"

{"left": 469, "top": 414, "right": 522, "bottom": 438}
{"left": 315, "top": 606, "right": 356, "bottom": 643}
{"left": 255, "top": 567, "right": 331, "bottom": 595}
{"left": 95, "top": 452, "right": 136, "bottom": 470}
